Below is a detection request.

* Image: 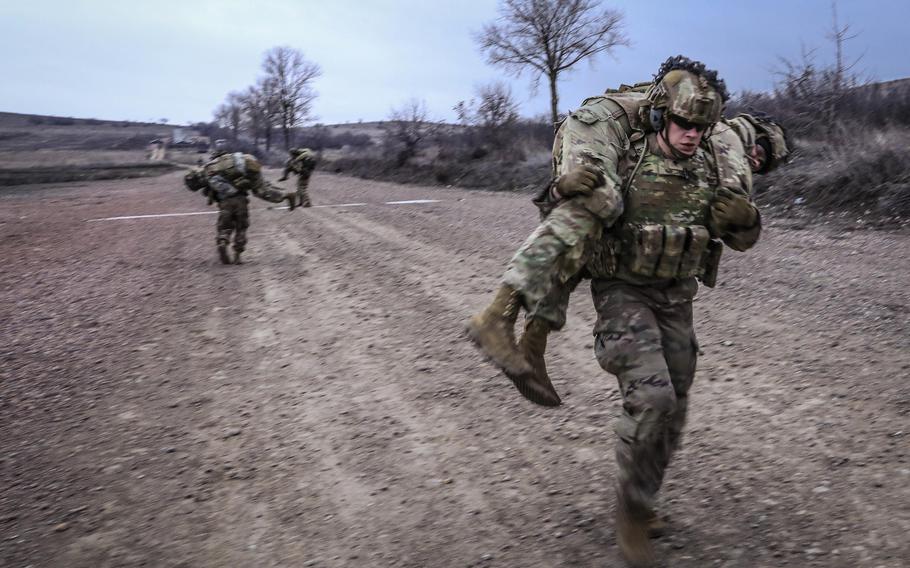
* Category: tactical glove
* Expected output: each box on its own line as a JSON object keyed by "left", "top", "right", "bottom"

{"left": 554, "top": 165, "right": 605, "bottom": 199}
{"left": 710, "top": 187, "right": 758, "bottom": 231}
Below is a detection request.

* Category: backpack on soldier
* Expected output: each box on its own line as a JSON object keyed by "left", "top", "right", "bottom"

{"left": 204, "top": 153, "right": 262, "bottom": 196}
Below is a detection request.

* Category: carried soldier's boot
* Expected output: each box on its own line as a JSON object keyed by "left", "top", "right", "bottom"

{"left": 646, "top": 511, "right": 668, "bottom": 538}
{"left": 217, "top": 243, "right": 231, "bottom": 265}
{"left": 616, "top": 493, "right": 657, "bottom": 567}
{"left": 503, "top": 317, "right": 561, "bottom": 406}
{"left": 466, "top": 284, "right": 532, "bottom": 377}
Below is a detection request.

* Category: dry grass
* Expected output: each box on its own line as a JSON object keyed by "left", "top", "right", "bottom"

{"left": 0, "top": 149, "right": 149, "bottom": 168}
{"left": 756, "top": 127, "right": 910, "bottom": 223}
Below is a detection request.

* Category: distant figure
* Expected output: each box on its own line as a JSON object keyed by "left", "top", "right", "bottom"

{"left": 184, "top": 142, "right": 297, "bottom": 265}
{"left": 148, "top": 139, "right": 166, "bottom": 161}
{"left": 278, "top": 147, "right": 318, "bottom": 207}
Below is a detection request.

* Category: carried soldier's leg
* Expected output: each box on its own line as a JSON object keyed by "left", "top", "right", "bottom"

{"left": 468, "top": 198, "right": 601, "bottom": 379}
{"left": 593, "top": 287, "right": 681, "bottom": 566}
{"left": 296, "top": 174, "right": 312, "bottom": 207}
{"left": 216, "top": 204, "right": 234, "bottom": 264}
{"left": 502, "top": 272, "right": 581, "bottom": 406}
{"left": 255, "top": 182, "right": 297, "bottom": 210}
{"left": 232, "top": 199, "right": 250, "bottom": 264}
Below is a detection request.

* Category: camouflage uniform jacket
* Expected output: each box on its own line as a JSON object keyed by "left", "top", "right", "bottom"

{"left": 282, "top": 151, "right": 317, "bottom": 178}
{"left": 533, "top": 92, "right": 762, "bottom": 293}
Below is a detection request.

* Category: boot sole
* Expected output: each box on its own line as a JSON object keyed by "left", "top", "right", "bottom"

{"left": 464, "top": 320, "right": 533, "bottom": 377}
{"left": 502, "top": 368, "right": 562, "bottom": 407}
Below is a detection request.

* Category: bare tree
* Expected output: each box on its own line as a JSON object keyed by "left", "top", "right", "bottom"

{"left": 240, "top": 86, "right": 265, "bottom": 148}
{"left": 765, "top": 1, "right": 863, "bottom": 139}
{"left": 262, "top": 46, "right": 322, "bottom": 150}
{"left": 214, "top": 91, "right": 244, "bottom": 141}
{"left": 240, "top": 79, "right": 283, "bottom": 151}
{"left": 476, "top": 0, "right": 628, "bottom": 123}
{"left": 825, "top": 1, "right": 860, "bottom": 128}
{"left": 455, "top": 81, "right": 520, "bottom": 152}
{"left": 384, "top": 98, "right": 437, "bottom": 167}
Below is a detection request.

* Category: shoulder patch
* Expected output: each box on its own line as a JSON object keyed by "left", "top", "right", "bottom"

{"left": 571, "top": 107, "right": 604, "bottom": 125}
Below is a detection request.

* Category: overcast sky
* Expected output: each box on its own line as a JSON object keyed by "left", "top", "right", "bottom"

{"left": 2, "top": 0, "right": 908, "bottom": 125}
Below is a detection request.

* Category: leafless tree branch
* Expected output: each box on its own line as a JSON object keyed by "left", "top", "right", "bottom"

{"left": 475, "top": 0, "right": 629, "bottom": 123}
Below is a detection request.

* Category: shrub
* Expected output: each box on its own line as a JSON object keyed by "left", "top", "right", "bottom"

{"left": 756, "top": 128, "right": 910, "bottom": 219}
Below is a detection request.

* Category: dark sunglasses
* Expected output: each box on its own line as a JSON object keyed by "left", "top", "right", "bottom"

{"left": 669, "top": 115, "right": 708, "bottom": 133}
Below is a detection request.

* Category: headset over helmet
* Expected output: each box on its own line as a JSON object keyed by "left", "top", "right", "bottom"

{"left": 646, "top": 56, "right": 728, "bottom": 133}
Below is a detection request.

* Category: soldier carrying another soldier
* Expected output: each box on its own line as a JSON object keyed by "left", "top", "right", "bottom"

{"left": 184, "top": 142, "right": 298, "bottom": 265}
{"left": 466, "top": 55, "right": 790, "bottom": 567}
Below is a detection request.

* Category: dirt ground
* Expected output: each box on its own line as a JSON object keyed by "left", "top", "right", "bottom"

{"left": 1, "top": 170, "right": 908, "bottom": 568}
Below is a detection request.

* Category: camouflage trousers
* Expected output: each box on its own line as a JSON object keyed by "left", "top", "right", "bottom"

{"left": 217, "top": 196, "right": 250, "bottom": 252}
{"left": 254, "top": 183, "right": 294, "bottom": 205}
{"left": 296, "top": 174, "right": 312, "bottom": 207}
{"left": 501, "top": 198, "right": 603, "bottom": 329}
{"left": 592, "top": 278, "right": 699, "bottom": 515}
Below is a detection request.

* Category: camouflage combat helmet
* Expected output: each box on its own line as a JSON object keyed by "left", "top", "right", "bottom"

{"left": 290, "top": 147, "right": 312, "bottom": 158}
{"left": 184, "top": 169, "right": 207, "bottom": 191}
{"left": 646, "top": 56, "right": 728, "bottom": 131}
{"left": 740, "top": 114, "right": 791, "bottom": 174}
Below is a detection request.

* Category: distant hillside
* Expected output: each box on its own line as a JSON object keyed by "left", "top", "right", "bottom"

{"left": 0, "top": 112, "right": 175, "bottom": 154}
{"left": 860, "top": 77, "right": 910, "bottom": 95}
{"left": 0, "top": 111, "right": 168, "bottom": 129}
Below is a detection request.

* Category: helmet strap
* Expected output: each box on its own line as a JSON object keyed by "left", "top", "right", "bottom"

{"left": 659, "top": 125, "right": 691, "bottom": 161}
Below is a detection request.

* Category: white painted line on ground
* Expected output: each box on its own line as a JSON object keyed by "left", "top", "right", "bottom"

{"left": 87, "top": 211, "right": 218, "bottom": 222}
{"left": 315, "top": 202, "right": 368, "bottom": 208}
{"left": 384, "top": 199, "right": 441, "bottom": 205}
{"left": 86, "top": 199, "right": 443, "bottom": 222}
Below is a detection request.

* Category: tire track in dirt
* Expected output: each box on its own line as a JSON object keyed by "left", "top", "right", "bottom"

{"left": 259, "top": 207, "right": 628, "bottom": 567}
{"left": 5, "top": 172, "right": 909, "bottom": 567}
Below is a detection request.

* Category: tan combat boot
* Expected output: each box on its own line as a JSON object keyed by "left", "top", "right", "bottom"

{"left": 503, "top": 317, "right": 561, "bottom": 406}
{"left": 616, "top": 495, "right": 657, "bottom": 567}
{"left": 217, "top": 244, "right": 231, "bottom": 265}
{"left": 646, "top": 511, "right": 668, "bottom": 538}
{"left": 233, "top": 251, "right": 243, "bottom": 265}
{"left": 466, "top": 284, "right": 532, "bottom": 377}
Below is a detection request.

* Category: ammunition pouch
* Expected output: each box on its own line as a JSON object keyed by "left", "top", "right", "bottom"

{"left": 586, "top": 224, "right": 721, "bottom": 283}
{"left": 700, "top": 238, "right": 723, "bottom": 288}
{"left": 586, "top": 234, "right": 620, "bottom": 279}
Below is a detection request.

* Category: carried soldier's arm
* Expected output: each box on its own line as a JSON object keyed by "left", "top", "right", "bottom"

{"left": 708, "top": 117, "right": 762, "bottom": 252}
{"left": 709, "top": 113, "right": 790, "bottom": 252}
